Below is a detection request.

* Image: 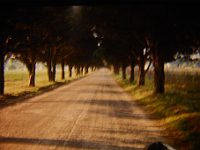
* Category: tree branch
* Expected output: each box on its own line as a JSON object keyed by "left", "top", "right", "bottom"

{"left": 133, "top": 31, "right": 148, "bottom": 48}
{"left": 131, "top": 51, "right": 139, "bottom": 61}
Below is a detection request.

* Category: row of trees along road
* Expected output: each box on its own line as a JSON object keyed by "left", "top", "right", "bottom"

{"left": 1, "top": 4, "right": 199, "bottom": 95}
{"left": 1, "top": 6, "right": 102, "bottom": 95}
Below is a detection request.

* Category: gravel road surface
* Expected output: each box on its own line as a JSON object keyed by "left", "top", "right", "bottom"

{"left": 0, "top": 68, "right": 170, "bottom": 150}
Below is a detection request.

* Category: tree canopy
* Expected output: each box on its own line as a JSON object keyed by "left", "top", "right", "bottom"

{"left": 1, "top": 3, "right": 199, "bottom": 95}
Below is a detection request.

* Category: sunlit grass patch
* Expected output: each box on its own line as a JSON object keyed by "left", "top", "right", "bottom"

{"left": 4, "top": 68, "right": 93, "bottom": 96}
{"left": 5, "top": 70, "right": 30, "bottom": 95}
{"left": 112, "top": 68, "right": 200, "bottom": 150}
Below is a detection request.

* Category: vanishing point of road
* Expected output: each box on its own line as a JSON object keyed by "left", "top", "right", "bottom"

{"left": 0, "top": 68, "right": 172, "bottom": 150}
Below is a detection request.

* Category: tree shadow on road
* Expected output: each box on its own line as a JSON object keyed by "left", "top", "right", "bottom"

{"left": 0, "top": 136, "right": 143, "bottom": 150}
{"left": 77, "top": 99, "right": 160, "bottom": 120}
{"left": 88, "top": 109, "right": 148, "bottom": 120}
{"left": 76, "top": 99, "right": 137, "bottom": 108}
{"left": 80, "top": 83, "right": 119, "bottom": 88}
{"left": 79, "top": 90, "right": 125, "bottom": 94}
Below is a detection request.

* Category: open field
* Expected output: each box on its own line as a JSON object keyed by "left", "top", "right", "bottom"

{"left": 4, "top": 68, "right": 92, "bottom": 96}
{"left": 113, "top": 68, "right": 200, "bottom": 150}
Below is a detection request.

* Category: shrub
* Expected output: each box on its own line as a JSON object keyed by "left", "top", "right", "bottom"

{"left": 8, "top": 64, "right": 17, "bottom": 70}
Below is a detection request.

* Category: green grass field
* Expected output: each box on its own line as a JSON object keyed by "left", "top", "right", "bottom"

{"left": 4, "top": 68, "right": 91, "bottom": 96}
{"left": 113, "top": 68, "right": 200, "bottom": 150}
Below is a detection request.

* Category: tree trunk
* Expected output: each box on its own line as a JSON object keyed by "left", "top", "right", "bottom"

{"left": 130, "top": 60, "right": 135, "bottom": 82}
{"left": 75, "top": 65, "right": 80, "bottom": 76}
{"left": 1, "top": 37, "right": 10, "bottom": 95}
{"left": 61, "top": 61, "right": 65, "bottom": 79}
{"left": 0, "top": 53, "right": 5, "bottom": 95}
{"left": 122, "top": 63, "right": 126, "bottom": 80}
{"left": 80, "top": 66, "right": 84, "bottom": 75}
{"left": 137, "top": 54, "right": 145, "bottom": 86}
{"left": 85, "top": 64, "right": 88, "bottom": 74}
{"left": 68, "top": 64, "right": 73, "bottom": 77}
{"left": 77, "top": 66, "right": 80, "bottom": 75}
{"left": 28, "top": 62, "right": 36, "bottom": 87}
{"left": 47, "top": 58, "right": 56, "bottom": 82}
{"left": 113, "top": 64, "right": 119, "bottom": 75}
{"left": 47, "top": 59, "right": 53, "bottom": 81}
{"left": 24, "top": 53, "right": 36, "bottom": 87}
{"left": 52, "top": 60, "right": 56, "bottom": 82}
{"left": 153, "top": 46, "right": 165, "bottom": 94}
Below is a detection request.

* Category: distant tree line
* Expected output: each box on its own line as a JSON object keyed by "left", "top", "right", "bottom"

{"left": 167, "top": 57, "right": 200, "bottom": 69}
{"left": 1, "top": 3, "right": 199, "bottom": 95}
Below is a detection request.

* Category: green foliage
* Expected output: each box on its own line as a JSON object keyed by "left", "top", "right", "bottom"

{"left": 112, "top": 68, "right": 200, "bottom": 150}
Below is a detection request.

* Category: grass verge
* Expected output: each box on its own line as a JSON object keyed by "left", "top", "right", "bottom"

{"left": 112, "top": 69, "right": 200, "bottom": 150}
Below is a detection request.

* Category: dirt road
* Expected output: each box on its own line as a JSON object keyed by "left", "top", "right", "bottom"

{"left": 0, "top": 68, "right": 171, "bottom": 150}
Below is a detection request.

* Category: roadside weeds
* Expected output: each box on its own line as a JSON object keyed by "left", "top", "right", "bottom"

{"left": 112, "top": 71, "right": 200, "bottom": 150}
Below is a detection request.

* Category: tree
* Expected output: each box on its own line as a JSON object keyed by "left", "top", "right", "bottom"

{"left": 129, "top": 37, "right": 152, "bottom": 86}
{"left": 145, "top": 4, "right": 199, "bottom": 94}
{"left": 36, "top": 7, "right": 72, "bottom": 81}
{"left": 1, "top": 4, "right": 199, "bottom": 95}
{"left": 1, "top": 6, "right": 21, "bottom": 94}
{"left": 88, "top": 6, "right": 151, "bottom": 83}
{"left": 87, "top": 4, "right": 199, "bottom": 94}
{"left": 6, "top": 7, "right": 53, "bottom": 86}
